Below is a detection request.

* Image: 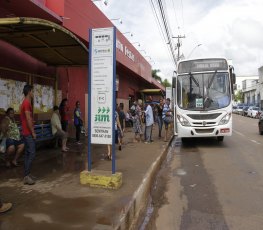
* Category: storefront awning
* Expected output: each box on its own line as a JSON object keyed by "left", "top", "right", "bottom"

{"left": 0, "top": 17, "right": 88, "bottom": 66}
{"left": 139, "top": 89, "right": 165, "bottom": 95}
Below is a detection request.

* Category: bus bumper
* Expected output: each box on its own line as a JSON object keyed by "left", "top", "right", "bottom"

{"left": 177, "top": 123, "right": 232, "bottom": 138}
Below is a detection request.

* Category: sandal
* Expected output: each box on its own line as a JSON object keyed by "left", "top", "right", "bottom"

{"left": 107, "top": 153, "right": 112, "bottom": 160}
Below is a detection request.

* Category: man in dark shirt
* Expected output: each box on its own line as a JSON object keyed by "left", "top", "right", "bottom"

{"left": 156, "top": 98, "right": 164, "bottom": 138}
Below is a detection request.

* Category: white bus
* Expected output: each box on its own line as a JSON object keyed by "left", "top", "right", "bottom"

{"left": 173, "top": 58, "right": 236, "bottom": 142}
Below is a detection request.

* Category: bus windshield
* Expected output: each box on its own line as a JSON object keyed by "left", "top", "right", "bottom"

{"left": 177, "top": 72, "right": 231, "bottom": 111}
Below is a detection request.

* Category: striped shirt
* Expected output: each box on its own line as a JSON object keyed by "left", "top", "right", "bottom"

{"left": 162, "top": 103, "right": 170, "bottom": 119}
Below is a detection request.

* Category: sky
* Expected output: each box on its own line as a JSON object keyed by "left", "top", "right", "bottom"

{"left": 93, "top": 0, "right": 263, "bottom": 84}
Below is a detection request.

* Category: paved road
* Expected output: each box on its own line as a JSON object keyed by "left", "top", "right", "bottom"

{"left": 141, "top": 114, "right": 263, "bottom": 230}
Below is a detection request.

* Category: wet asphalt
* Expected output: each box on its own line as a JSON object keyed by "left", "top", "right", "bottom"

{"left": 0, "top": 125, "right": 172, "bottom": 230}
{"left": 139, "top": 114, "right": 263, "bottom": 230}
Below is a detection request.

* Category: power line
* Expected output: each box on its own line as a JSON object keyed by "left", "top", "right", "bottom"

{"left": 156, "top": 0, "right": 177, "bottom": 66}
{"left": 149, "top": 0, "right": 175, "bottom": 66}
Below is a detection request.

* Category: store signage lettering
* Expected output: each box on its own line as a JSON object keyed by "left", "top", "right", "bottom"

{"left": 116, "top": 40, "right": 123, "bottom": 52}
{"left": 116, "top": 39, "right": 135, "bottom": 62}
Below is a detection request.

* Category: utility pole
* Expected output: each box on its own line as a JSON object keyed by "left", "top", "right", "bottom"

{"left": 173, "top": 35, "right": 186, "bottom": 61}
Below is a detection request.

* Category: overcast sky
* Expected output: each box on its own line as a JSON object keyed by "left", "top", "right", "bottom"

{"left": 94, "top": 0, "right": 263, "bottom": 83}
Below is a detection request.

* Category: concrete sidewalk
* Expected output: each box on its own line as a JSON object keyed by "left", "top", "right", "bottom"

{"left": 0, "top": 124, "right": 173, "bottom": 230}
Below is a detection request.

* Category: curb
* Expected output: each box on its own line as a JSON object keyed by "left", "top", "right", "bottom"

{"left": 115, "top": 136, "right": 174, "bottom": 230}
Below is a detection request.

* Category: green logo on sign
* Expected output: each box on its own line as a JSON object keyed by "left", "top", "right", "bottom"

{"left": 95, "top": 107, "right": 110, "bottom": 122}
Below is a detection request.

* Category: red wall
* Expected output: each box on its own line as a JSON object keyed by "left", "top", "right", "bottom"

{"left": 57, "top": 67, "right": 88, "bottom": 123}
{"left": 0, "top": 40, "right": 55, "bottom": 77}
{"left": 0, "top": 0, "right": 62, "bottom": 23}
{"left": 60, "top": 0, "right": 152, "bottom": 82}
{"left": 0, "top": 0, "right": 164, "bottom": 124}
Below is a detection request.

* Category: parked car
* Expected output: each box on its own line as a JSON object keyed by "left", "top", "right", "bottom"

{"left": 247, "top": 106, "right": 260, "bottom": 118}
{"left": 236, "top": 105, "right": 244, "bottom": 115}
{"left": 232, "top": 105, "right": 238, "bottom": 114}
{"left": 258, "top": 113, "right": 263, "bottom": 135}
{"left": 241, "top": 106, "right": 249, "bottom": 116}
{"left": 256, "top": 110, "right": 262, "bottom": 119}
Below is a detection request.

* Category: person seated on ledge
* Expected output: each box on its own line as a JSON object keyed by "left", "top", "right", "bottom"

{"left": 51, "top": 106, "right": 69, "bottom": 152}
{"left": 0, "top": 108, "right": 24, "bottom": 167}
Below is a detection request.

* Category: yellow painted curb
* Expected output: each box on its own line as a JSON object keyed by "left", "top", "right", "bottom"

{"left": 80, "top": 170, "right": 122, "bottom": 190}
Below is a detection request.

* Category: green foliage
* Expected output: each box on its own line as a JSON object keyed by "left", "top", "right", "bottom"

{"left": 151, "top": 69, "right": 162, "bottom": 83}
{"left": 234, "top": 90, "right": 244, "bottom": 102}
{"left": 162, "top": 79, "right": 171, "bottom": 87}
{"left": 151, "top": 69, "right": 171, "bottom": 87}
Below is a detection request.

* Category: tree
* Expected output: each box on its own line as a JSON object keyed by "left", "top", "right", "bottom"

{"left": 151, "top": 69, "right": 172, "bottom": 87}
{"left": 162, "top": 78, "right": 171, "bottom": 87}
{"left": 234, "top": 90, "right": 244, "bottom": 102}
{"left": 152, "top": 69, "right": 162, "bottom": 83}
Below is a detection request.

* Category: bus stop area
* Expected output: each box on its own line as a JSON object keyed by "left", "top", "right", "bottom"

{"left": 0, "top": 125, "right": 173, "bottom": 230}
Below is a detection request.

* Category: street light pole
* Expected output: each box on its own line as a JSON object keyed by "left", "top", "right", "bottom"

{"left": 187, "top": 44, "right": 202, "bottom": 59}
{"left": 122, "top": 32, "right": 133, "bottom": 36}
{"left": 91, "top": 0, "right": 108, "bottom": 5}
{"left": 172, "top": 35, "right": 186, "bottom": 61}
{"left": 110, "top": 18, "right": 122, "bottom": 24}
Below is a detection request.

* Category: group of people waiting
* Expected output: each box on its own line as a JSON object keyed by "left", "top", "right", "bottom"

{"left": 128, "top": 97, "right": 173, "bottom": 144}
{"left": 0, "top": 85, "right": 85, "bottom": 185}
{"left": 0, "top": 84, "right": 86, "bottom": 213}
{"left": 51, "top": 99, "right": 84, "bottom": 152}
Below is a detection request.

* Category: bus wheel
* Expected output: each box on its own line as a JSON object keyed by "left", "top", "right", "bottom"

{"left": 217, "top": 136, "right": 224, "bottom": 142}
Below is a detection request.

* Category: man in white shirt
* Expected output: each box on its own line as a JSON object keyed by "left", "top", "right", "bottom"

{"left": 144, "top": 97, "right": 154, "bottom": 144}
{"left": 51, "top": 106, "right": 69, "bottom": 152}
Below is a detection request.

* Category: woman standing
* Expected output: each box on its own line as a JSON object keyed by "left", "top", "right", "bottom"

{"left": 156, "top": 98, "right": 164, "bottom": 138}
{"left": 106, "top": 110, "right": 123, "bottom": 160}
{"left": 74, "top": 101, "right": 83, "bottom": 144}
{"left": 132, "top": 100, "right": 143, "bottom": 142}
{"left": 59, "top": 98, "right": 69, "bottom": 132}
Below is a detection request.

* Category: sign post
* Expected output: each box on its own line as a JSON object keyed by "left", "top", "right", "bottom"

{"left": 88, "top": 27, "right": 116, "bottom": 174}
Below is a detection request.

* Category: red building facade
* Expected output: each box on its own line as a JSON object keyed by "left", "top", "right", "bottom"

{"left": 0, "top": 0, "right": 164, "bottom": 125}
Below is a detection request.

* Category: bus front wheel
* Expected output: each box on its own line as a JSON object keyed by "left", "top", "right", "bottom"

{"left": 217, "top": 136, "right": 224, "bottom": 142}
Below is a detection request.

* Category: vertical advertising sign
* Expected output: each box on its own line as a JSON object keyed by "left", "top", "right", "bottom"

{"left": 89, "top": 28, "right": 116, "bottom": 145}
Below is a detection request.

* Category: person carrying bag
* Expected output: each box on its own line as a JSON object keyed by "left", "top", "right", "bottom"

{"left": 162, "top": 98, "right": 173, "bottom": 142}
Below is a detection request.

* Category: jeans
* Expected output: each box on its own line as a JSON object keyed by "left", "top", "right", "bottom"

{"left": 157, "top": 116, "right": 163, "bottom": 137}
{"left": 145, "top": 125, "right": 153, "bottom": 142}
{"left": 76, "top": 125, "right": 81, "bottom": 141}
{"left": 23, "top": 135, "right": 36, "bottom": 177}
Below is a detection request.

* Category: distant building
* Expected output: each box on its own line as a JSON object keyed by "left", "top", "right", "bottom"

{"left": 258, "top": 66, "right": 263, "bottom": 108}
{"left": 236, "top": 75, "right": 258, "bottom": 91}
{"left": 242, "top": 79, "right": 259, "bottom": 105}
{"left": 240, "top": 67, "right": 263, "bottom": 108}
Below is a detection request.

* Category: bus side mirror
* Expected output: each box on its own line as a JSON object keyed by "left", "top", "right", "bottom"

{"left": 233, "top": 84, "right": 237, "bottom": 91}
{"left": 232, "top": 73, "right": 236, "bottom": 84}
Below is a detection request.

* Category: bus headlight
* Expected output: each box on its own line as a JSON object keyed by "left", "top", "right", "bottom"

{"left": 177, "top": 114, "right": 191, "bottom": 126}
{"left": 219, "top": 113, "right": 231, "bottom": 125}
